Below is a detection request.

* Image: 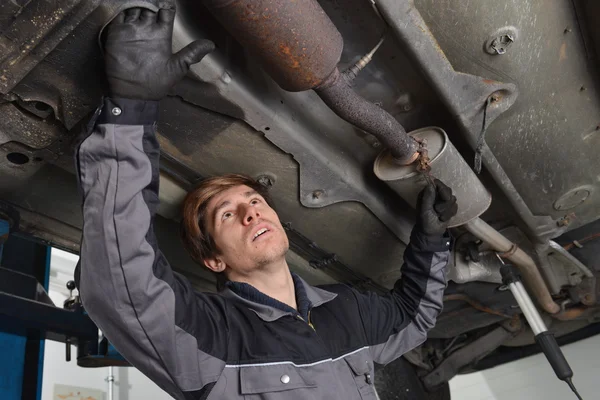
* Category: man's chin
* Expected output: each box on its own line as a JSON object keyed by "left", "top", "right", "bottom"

{"left": 253, "top": 244, "right": 289, "bottom": 269}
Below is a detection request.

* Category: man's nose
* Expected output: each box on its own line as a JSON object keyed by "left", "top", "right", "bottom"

{"left": 241, "top": 204, "right": 260, "bottom": 225}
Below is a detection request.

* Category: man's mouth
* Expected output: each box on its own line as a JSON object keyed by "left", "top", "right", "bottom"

{"left": 252, "top": 228, "right": 270, "bottom": 241}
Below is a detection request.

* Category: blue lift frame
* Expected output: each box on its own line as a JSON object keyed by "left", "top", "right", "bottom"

{"left": 0, "top": 217, "right": 113, "bottom": 400}
{"left": 0, "top": 219, "right": 50, "bottom": 400}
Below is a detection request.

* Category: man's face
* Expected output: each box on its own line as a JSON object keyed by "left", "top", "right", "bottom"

{"left": 203, "top": 185, "right": 289, "bottom": 275}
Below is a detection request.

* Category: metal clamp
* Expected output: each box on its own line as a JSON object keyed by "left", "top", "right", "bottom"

{"left": 498, "top": 243, "right": 519, "bottom": 258}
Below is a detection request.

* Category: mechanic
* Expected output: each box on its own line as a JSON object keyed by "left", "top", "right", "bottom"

{"left": 76, "top": 7, "right": 458, "bottom": 400}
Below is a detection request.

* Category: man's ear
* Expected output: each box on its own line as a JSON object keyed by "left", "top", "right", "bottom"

{"left": 204, "top": 257, "right": 226, "bottom": 273}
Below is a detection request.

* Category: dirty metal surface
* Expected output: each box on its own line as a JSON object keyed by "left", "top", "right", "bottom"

{"left": 374, "top": 127, "right": 492, "bottom": 227}
{"left": 429, "top": 281, "right": 521, "bottom": 339}
{"left": 155, "top": 97, "right": 408, "bottom": 286}
{"left": 205, "top": 0, "right": 343, "bottom": 92}
{"left": 8, "top": 4, "right": 107, "bottom": 130}
{"left": 0, "top": 0, "right": 600, "bottom": 350}
{"left": 174, "top": 3, "right": 421, "bottom": 245}
{"left": 0, "top": 103, "right": 65, "bottom": 148}
{"left": 414, "top": 0, "right": 600, "bottom": 237}
{"left": 423, "top": 324, "right": 520, "bottom": 389}
{"left": 374, "top": 0, "right": 564, "bottom": 243}
{"left": 0, "top": 102, "right": 68, "bottom": 190}
{"left": 0, "top": 0, "right": 101, "bottom": 94}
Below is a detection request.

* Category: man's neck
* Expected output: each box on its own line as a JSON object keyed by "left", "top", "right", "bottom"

{"left": 227, "top": 261, "right": 297, "bottom": 310}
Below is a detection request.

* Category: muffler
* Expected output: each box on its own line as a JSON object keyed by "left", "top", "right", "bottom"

{"left": 374, "top": 127, "right": 491, "bottom": 227}
{"left": 373, "top": 127, "right": 559, "bottom": 315}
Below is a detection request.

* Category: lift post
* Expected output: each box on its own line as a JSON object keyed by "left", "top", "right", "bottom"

{"left": 0, "top": 217, "right": 99, "bottom": 400}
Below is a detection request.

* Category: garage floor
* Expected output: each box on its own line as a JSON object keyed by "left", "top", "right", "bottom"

{"left": 449, "top": 334, "right": 599, "bottom": 400}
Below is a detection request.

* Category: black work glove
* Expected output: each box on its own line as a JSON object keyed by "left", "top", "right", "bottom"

{"left": 416, "top": 179, "right": 458, "bottom": 236}
{"left": 103, "top": 7, "right": 215, "bottom": 101}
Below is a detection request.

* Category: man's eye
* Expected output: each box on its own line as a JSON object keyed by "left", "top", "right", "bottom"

{"left": 250, "top": 199, "right": 260, "bottom": 205}
{"left": 222, "top": 212, "right": 233, "bottom": 220}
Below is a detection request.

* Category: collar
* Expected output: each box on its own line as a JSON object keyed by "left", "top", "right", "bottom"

{"left": 221, "top": 272, "right": 337, "bottom": 322}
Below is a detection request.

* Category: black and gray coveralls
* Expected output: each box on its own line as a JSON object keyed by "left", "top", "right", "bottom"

{"left": 76, "top": 98, "right": 452, "bottom": 400}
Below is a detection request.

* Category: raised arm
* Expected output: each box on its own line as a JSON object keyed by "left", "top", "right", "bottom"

{"left": 353, "top": 180, "right": 457, "bottom": 364}
{"left": 76, "top": 8, "right": 220, "bottom": 399}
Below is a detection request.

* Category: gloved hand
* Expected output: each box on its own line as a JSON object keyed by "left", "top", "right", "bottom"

{"left": 416, "top": 179, "right": 458, "bottom": 236}
{"left": 103, "top": 7, "right": 215, "bottom": 101}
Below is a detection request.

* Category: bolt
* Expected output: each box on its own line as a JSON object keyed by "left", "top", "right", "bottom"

{"left": 395, "top": 93, "right": 412, "bottom": 112}
{"left": 256, "top": 175, "right": 274, "bottom": 188}
{"left": 221, "top": 71, "right": 231, "bottom": 84}
{"left": 564, "top": 27, "right": 572, "bottom": 34}
{"left": 312, "top": 190, "right": 324, "bottom": 200}
{"left": 490, "top": 92, "right": 502, "bottom": 103}
{"left": 489, "top": 33, "right": 515, "bottom": 55}
{"left": 492, "top": 45, "right": 505, "bottom": 55}
{"left": 580, "top": 86, "right": 586, "bottom": 92}
{"left": 557, "top": 217, "right": 571, "bottom": 227}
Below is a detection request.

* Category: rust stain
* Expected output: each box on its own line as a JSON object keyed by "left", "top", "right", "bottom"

{"left": 156, "top": 133, "right": 194, "bottom": 164}
{"left": 443, "top": 294, "right": 512, "bottom": 318}
{"left": 279, "top": 44, "right": 300, "bottom": 68}
{"left": 554, "top": 306, "right": 588, "bottom": 321}
{"left": 208, "top": 0, "right": 342, "bottom": 91}
{"left": 559, "top": 42, "right": 567, "bottom": 61}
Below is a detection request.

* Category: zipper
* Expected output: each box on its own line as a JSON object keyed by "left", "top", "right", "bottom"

{"left": 307, "top": 310, "right": 315, "bottom": 331}
{"left": 296, "top": 310, "right": 316, "bottom": 331}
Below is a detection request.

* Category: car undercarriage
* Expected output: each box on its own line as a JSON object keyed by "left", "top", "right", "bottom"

{"left": 1, "top": 0, "right": 600, "bottom": 397}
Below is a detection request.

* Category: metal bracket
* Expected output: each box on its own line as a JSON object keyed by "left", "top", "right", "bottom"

{"left": 375, "top": 0, "right": 561, "bottom": 240}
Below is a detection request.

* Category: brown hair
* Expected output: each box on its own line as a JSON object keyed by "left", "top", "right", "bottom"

{"left": 180, "top": 174, "right": 274, "bottom": 266}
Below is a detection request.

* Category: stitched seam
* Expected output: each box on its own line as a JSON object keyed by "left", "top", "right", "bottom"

{"left": 224, "top": 346, "right": 369, "bottom": 368}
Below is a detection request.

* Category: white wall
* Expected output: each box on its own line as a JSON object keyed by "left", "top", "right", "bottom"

{"left": 42, "top": 249, "right": 171, "bottom": 400}
{"left": 450, "top": 334, "right": 600, "bottom": 400}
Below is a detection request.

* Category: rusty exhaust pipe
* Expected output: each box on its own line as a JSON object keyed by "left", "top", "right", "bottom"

{"left": 203, "top": 0, "right": 418, "bottom": 163}
{"left": 203, "top": 0, "right": 564, "bottom": 315}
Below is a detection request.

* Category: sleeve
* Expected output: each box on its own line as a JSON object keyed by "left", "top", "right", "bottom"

{"left": 76, "top": 98, "right": 227, "bottom": 400}
{"left": 353, "top": 228, "right": 450, "bottom": 365}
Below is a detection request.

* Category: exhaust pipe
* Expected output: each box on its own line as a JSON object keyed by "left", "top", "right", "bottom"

{"left": 203, "top": 0, "right": 561, "bottom": 314}
{"left": 203, "top": 0, "right": 418, "bottom": 163}
{"left": 464, "top": 218, "right": 561, "bottom": 314}
{"left": 315, "top": 68, "right": 419, "bottom": 163}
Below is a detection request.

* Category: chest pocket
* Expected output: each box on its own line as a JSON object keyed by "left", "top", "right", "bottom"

{"left": 344, "top": 350, "right": 378, "bottom": 400}
{"left": 240, "top": 364, "right": 318, "bottom": 399}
